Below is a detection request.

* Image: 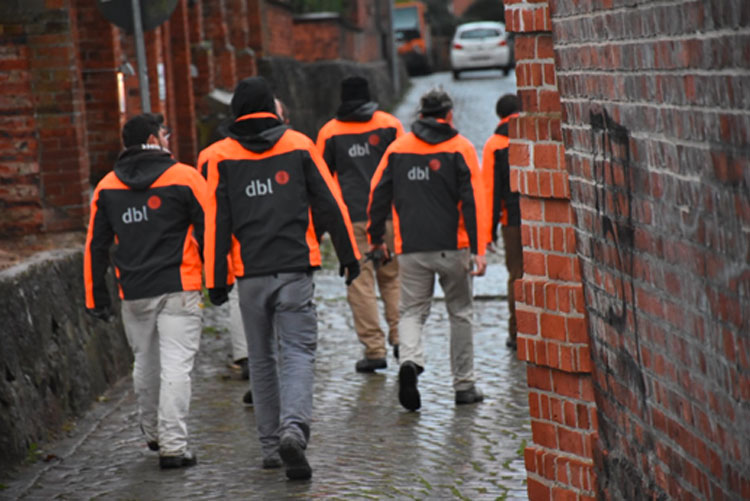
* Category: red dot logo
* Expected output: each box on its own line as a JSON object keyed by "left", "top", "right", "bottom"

{"left": 368, "top": 134, "right": 380, "bottom": 146}
{"left": 275, "top": 170, "right": 290, "bottom": 185}
{"left": 147, "top": 195, "right": 161, "bottom": 209}
{"left": 428, "top": 159, "right": 441, "bottom": 171}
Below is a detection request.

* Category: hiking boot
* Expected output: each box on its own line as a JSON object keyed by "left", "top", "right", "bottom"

{"left": 355, "top": 357, "right": 387, "bottom": 373}
{"left": 455, "top": 386, "right": 484, "bottom": 405}
{"left": 262, "top": 453, "right": 283, "bottom": 469}
{"left": 398, "top": 361, "right": 421, "bottom": 411}
{"left": 279, "top": 435, "right": 312, "bottom": 480}
{"left": 242, "top": 389, "right": 253, "bottom": 406}
{"left": 159, "top": 450, "right": 197, "bottom": 469}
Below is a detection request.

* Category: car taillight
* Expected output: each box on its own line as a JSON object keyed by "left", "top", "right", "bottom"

{"left": 498, "top": 40, "right": 507, "bottom": 46}
{"left": 453, "top": 43, "right": 463, "bottom": 50}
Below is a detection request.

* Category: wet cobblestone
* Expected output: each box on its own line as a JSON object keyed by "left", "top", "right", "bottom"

{"left": 1, "top": 71, "right": 529, "bottom": 501}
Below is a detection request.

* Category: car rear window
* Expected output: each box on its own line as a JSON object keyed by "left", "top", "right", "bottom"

{"left": 459, "top": 28, "right": 502, "bottom": 40}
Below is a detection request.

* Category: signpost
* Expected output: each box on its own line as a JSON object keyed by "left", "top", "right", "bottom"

{"left": 96, "top": 0, "right": 179, "bottom": 113}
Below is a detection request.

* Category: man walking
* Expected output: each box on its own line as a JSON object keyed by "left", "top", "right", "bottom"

{"left": 367, "top": 88, "right": 488, "bottom": 412}
{"left": 316, "top": 76, "right": 404, "bottom": 373}
{"left": 481, "top": 94, "right": 523, "bottom": 350}
{"left": 84, "top": 113, "right": 207, "bottom": 468}
{"left": 203, "top": 76, "right": 360, "bottom": 480}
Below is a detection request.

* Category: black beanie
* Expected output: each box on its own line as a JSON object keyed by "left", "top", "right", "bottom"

{"left": 231, "top": 76, "right": 276, "bottom": 117}
{"left": 340, "top": 76, "right": 370, "bottom": 103}
{"left": 496, "top": 94, "right": 521, "bottom": 118}
{"left": 122, "top": 113, "right": 163, "bottom": 147}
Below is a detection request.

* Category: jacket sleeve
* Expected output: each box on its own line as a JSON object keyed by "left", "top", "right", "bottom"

{"left": 481, "top": 139, "right": 499, "bottom": 243}
{"left": 315, "top": 125, "right": 336, "bottom": 176}
{"left": 457, "top": 144, "right": 488, "bottom": 256}
{"left": 184, "top": 166, "right": 208, "bottom": 257}
{"left": 303, "top": 146, "right": 360, "bottom": 264}
{"left": 366, "top": 150, "right": 394, "bottom": 246}
{"left": 203, "top": 155, "right": 232, "bottom": 289}
{"left": 83, "top": 187, "right": 114, "bottom": 310}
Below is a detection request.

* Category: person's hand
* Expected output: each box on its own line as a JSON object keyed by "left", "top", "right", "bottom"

{"left": 486, "top": 242, "right": 497, "bottom": 254}
{"left": 471, "top": 254, "right": 487, "bottom": 277}
{"left": 86, "top": 306, "right": 113, "bottom": 322}
{"left": 339, "top": 260, "right": 361, "bottom": 285}
{"left": 365, "top": 243, "right": 392, "bottom": 269}
{"left": 208, "top": 287, "right": 229, "bottom": 306}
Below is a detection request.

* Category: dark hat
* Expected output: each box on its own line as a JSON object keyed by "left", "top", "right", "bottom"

{"left": 122, "top": 113, "right": 164, "bottom": 147}
{"left": 496, "top": 94, "right": 521, "bottom": 118}
{"left": 231, "top": 76, "right": 276, "bottom": 117}
{"left": 418, "top": 88, "right": 453, "bottom": 117}
{"left": 340, "top": 76, "right": 370, "bottom": 103}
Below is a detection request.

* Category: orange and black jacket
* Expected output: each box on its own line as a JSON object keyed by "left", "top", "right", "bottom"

{"left": 367, "top": 117, "right": 488, "bottom": 256}
{"left": 481, "top": 113, "right": 521, "bottom": 243}
{"left": 84, "top": 146, "right": 207, "bottom": 310}
{"left": 316, "top": 103, "right": 404, "bottom": 222}
{"left": 203, "top": 112, "right": 360, "bottom": 289}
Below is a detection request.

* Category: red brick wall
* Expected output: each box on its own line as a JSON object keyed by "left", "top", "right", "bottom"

{"left": 505, "top": 0, "right": 598, "bottom": 499}
{"left": 294, "top": 19, "right": 342, "bottom": 62}
{"left": 265, "top": 2, "right": 296, "bottom": 57}
{"left": 550, "top": 1, "right": 750, "bottom": 499}
{"left": 0, "top": 2, "right": 91, "bottom": 236}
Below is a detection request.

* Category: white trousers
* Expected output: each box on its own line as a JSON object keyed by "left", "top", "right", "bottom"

{"left": 120, "top": 290, "right": 202, "bottom": 456}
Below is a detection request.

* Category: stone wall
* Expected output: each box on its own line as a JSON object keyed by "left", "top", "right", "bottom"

{"left": 0, "top": 250, "right": 131, "bottom": 473}
{"left": 258, "top": 56, "right": 408, "bottom": 140}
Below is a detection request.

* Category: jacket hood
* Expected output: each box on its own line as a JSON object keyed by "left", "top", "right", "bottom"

{"left": 114, "top": 145, "right": 176, "bottom": 190}
{"left": 336, "top": 101, "right": 378, "bottom": 122}
{"left": 223, "top": 112, "right": 289, "bottom": 153}
{"left": 412, "top": 117, "right": 458, "bottom": 145}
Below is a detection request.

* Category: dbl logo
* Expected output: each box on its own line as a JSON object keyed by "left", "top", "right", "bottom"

{"left": 122, "top": 205, "right": 149, "bottom": 224}
{"left": 348, "top": 142, "right": 370, "bottom": 158}
{"left": 408, "top": 166, "right": 430, "bottom": 181}
{"left": 245, "top": 179, "right": 274, "bottom": 198}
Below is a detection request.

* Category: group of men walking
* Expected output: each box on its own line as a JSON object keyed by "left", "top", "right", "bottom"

{"left": 83, "top": 74, "right": 523, "bottom": 480}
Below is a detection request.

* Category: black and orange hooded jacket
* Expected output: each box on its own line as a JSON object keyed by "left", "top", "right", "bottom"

{"left": 84, "top": 145, "right": 208, "bottom": 310}
{"left": 481, "top": 113, "right": 521, "bottom": 243}
{"left": 367, "top": 117, "right": 488, "bottom": 256}
{"left": 203, "top": 112, "right": 360, "bottom": 289}
{"left": 316, "top": 103, "right": 404, "bottom": 222}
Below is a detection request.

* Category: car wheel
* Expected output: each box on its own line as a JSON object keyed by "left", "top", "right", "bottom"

{"left": 452, "top": 69, "right": 460, "bottom": 80}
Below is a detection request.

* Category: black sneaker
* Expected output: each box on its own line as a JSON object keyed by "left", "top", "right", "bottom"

{"left": 355, "top": 357, "right": 387, "bottom": 373}
{"left": 237, "top": 357, "right": 250, "bottom": 380}
{"left": 505, "top": 337, "right": 517, "bottom": 350}
{"left": 159, "top": 450, "right": 197, "bottom": 469}
{"left": 262, "top": 454, "right": 283, "bottom": 469}
{"left": 147, "top": 440, "right": 159, "bottom": 451}
{"left": 242, "top": 389, "right": 253, "bottom": 406}
{"left": 455, "top": 386, "right": 484, "bottom": 405}
{"left": 398, "top": 361, "right": 421, "bottom": 411}
{"left": 279, "top": 435, "right": 312, "bottom": 480}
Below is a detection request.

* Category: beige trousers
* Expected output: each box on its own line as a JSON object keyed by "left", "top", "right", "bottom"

{"left": 398, "top": 249, "right": 476, "bottom": 391}
{"left": 501, "top": 225, "right": 524, "bottom": 341}
{"left": 347, "top": 221, "right": 400, "bottom": 359}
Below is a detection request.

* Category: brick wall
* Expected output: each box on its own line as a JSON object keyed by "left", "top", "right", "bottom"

{"left": 550, "top": 1, "right": 750, "bottom": 499}
{"left": 505, "top": 0, "right": 598, "bottom": 499}
{"left": 0, "top": 2, "right": 91, "bottom": 237}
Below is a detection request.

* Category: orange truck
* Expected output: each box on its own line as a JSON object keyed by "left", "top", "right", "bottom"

{"left": 393, "top": 1, "right": 432, "bottom": 74}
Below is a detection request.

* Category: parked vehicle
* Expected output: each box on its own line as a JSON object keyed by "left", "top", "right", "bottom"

{"left": 450, "top": 21, "right": 513, "bottom": 79}
{"left": 394, "top": 1, "right": 433, "bottom": 75}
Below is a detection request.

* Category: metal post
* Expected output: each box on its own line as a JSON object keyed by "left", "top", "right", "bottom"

{"left": 386, "top": 0, "right": 399, "bottom": 95}
{"left": 131, "top": 0, "right": 151, "bottom": 113}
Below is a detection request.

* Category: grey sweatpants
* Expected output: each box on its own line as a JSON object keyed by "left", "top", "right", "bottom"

{"left": 237, "top": 272, "right": 317, "bottom": 460}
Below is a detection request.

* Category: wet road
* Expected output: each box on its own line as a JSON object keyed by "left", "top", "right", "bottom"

{"left": 1, "top": 70, "right": 529, "bottom": 500}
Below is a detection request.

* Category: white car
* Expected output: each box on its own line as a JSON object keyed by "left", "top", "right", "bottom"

{"left": 450, "top": 21, "right": 513, "bottom": 79}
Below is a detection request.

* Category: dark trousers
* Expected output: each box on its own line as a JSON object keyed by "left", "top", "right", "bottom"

{"left": 501, "top": 225, "right": 524, "bottom": 341}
